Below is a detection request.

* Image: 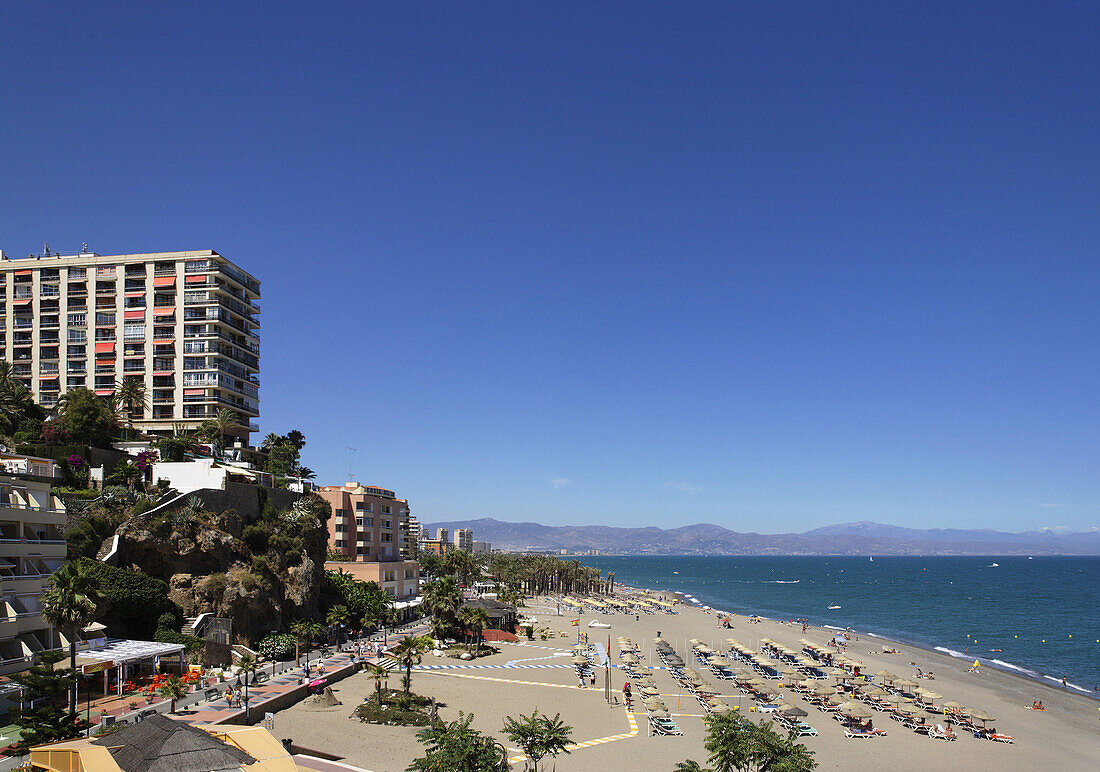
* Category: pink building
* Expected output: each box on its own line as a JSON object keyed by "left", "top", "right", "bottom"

{"left": 318, "top": 482, "right": 419, "bottom": 599}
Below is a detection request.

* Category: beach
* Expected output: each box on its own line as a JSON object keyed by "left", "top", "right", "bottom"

{"left": 274, "top": 594, "right": 1100, "bottom": 771}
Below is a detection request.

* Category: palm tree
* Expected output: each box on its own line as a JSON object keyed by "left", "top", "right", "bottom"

{"left": 327, "top": 604, "right": 352, "bottom": 643}
{"left": 388, "top": 635, "right": 433, "bottom": 695}
{"left": 458, "top": 605, "right": 490, "bottom": 653}
{"left": 422, "top": 577, "right": 462, "bottom": 636}
{"left": 260, "top": 432, "right": 283, "bottom": 452}
{"left": 113, "top": 377, "right": 148, "bottom": 429}
{"left": 502, "top": 710, "right": 573, "bottom": 772}
{"left": 237, "top": 654, "right": 257, "bottom": 719}
{"left": 366, "top": 662, "right": 388, "bottom": 701}
{"left": 290, "top": 620, "right": 314, "bottom": 666}
{"left": 213, "top": 409, "right": 244, "bottom": 452}
{"left": 40, "top": 562, "right": 99, "bottom": 717}
{"left": 158, "top": 674, "right": 188, "bottom": 713}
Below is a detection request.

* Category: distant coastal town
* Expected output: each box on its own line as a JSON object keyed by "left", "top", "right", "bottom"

{"left": 0, "top": 247, "right": 1097, "bottom": 771}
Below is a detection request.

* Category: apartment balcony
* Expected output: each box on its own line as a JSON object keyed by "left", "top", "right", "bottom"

{"left": 39, "top": 286, "right": 60, "bottom": 298}
{"left": 0, "top": 539, "right": 67, "bottom": 559}
{"left": 67, "top": 286, "right": 88, "bottom": 297}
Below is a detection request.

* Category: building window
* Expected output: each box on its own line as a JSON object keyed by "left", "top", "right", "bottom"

{"left": 382, "top": 505, "right": 392, "bottom": 514}
{"left": 381, "top": 533, "right": 392, "bottom": 542}
{"left": 334, "top": 540, "right": 346, "bottom": 548}
{"left": 356, "top": 547, "right": 366, "bottom": 555}
{"left": 334, "top": 524, "right": 346, "bottom": 532}
{"left": 355, "top": 502, "right": 372, "bottom": 512}
{"left": 383, "top": 571, "right": 396, "bottom": 582}
{"left": 404, "top": 569, "right": 415, "bottom": 580}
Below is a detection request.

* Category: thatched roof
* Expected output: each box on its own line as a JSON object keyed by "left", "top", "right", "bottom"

{"left": 91, "top": 714, "right": 256, "bottom": 772}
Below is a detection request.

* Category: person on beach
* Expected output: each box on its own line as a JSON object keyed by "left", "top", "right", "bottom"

{"left": 1062, "top": 676, "right": 1068, "bottom": 688}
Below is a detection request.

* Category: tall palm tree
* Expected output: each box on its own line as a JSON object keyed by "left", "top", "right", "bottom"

{"left": 237, "top": 653, "right": 257, "bottom": 719}
{"left": 113, "top": 377, "right": 148, "bottom": 429}
{"left": 388, "top": 635, "right": 433, "bottom": 695}
{"left": 326, "top": 604, "right": 351, "bottom": 643}
{"left": 422, "top": 577, "right": 462, "bottom": 639}
{"left": 40, "top": 562, "right": 99, "bottom": 717}
{"left": 213, "top": 409, "right": 243, "bottom": 451}
{"left": 458, "top": 606, "right": 490, "bottom": 653}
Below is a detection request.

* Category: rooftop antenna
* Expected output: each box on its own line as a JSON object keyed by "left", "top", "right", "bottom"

{"left": 346, "top": 447, "right": 357, "bottom": 481}
{"left": 81, "top": 242, "right": 89, "bottom": 253}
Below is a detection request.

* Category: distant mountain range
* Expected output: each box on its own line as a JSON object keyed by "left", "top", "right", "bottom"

{"left": 421, "top": 518, "right": 1100, "bottom": 556}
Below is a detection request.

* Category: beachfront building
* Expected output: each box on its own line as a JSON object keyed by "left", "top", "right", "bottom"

{"left": 435, "top": 527, "right": 448, "bottom": 543}
{"left": 27, "top": 713, "right": 306, "bottom": 771}
{"left": 472, "top": 540, "right": 491, "bottom": 554}
{"left": 319, "top": 482, "right": 420, "bottom": 599}
{"left": 418, "top": 538, "right": 447, "bottom": 556}
{"left": 0, "top": 248, "right": 260, "bottom": 438}
{"left": 0, "top": 454, "right": 67, "bottom": 677}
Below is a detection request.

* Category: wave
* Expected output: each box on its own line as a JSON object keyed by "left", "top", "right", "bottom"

{"left": 762, "top": 580, "right": 800, "bottom": 584}
{"left": 865, "top": 632, "right": 883, "bottom": 638}
{"left": 823, "top": 625, "right": 845, "bottom": 631}
{"left": 991, "top": 659, "right": 1039, "bottom": 677}
{"left": 934, "top": 646, "right": 968, "bottom": 660}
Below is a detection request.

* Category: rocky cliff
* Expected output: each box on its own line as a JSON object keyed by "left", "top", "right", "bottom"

{"left": 112, "top": 492, "right": 330, "bottom": 643}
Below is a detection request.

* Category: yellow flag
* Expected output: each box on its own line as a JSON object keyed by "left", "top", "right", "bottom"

{"left": 972, "top": 660, "right": 980, "bottom": 667}
{"left": 572, "top": 619, "right": 579, "bottom": 626}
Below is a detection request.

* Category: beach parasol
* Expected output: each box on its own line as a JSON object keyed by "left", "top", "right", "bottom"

{"left": 968, "top": 709, "right": 995, "bottom": 724}
{"left": 644, "top": 697, "right": 666, "bottom": 709}
{"left": 875, "top": 670, "right": 896, "bottom": 680}
{"left": 811, "top": 683, "right": 835, "bottom": 695}
{"left": 640, "top": 685, "right": 660, "bottom": 695}
{"left": 840, "top": 701, "right": 872, "bottom": 719}
{"left": 572, "top": 656, "right": 589, "bottom": 666}
{"left": 894, "top": 678, "right": 917, "bottom": 689}
{"left": 649, "top": 708, "right": 670, "bottom": 718}
{"left": 917, "top": 690, "right": 942, "bottom": 703}
{"left": 941, "top": 700, "right": 965, "bottom": 712}
{"left": 781, "top": 706, "right": 809, "bottom": 718}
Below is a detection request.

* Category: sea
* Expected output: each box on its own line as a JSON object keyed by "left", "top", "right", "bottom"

{"left": 577, "top": 555, "right": 1100, "bottom": 696}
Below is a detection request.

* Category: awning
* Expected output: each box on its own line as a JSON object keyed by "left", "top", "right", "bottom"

{"left": 94, "top": 341, "right": 115, "bottom": 353}
{"left": 94, "top": 390, "right": 113, "bottom": 396}
{"left": 124, "top": 291, "right": 145, "bottom": 297}
{"left": 153, "top": 276, "right": 176, "bottom": 287}
{"left": 124, "top": 310, "right": 146, "bottom": 320}
{"left": 185, "top": 274, "right": 208, "bottom": 283}
{"left": 13, "top": 298, "right": 31, "bottom": 305}
{"left": 184, "top": 388, "right": 205, "bottom": 396}
{"left": 152, "top": 307, "right": 175, "bottom": 315}
{"left": 14, "top": 270, "right": 32, "bottom": 276}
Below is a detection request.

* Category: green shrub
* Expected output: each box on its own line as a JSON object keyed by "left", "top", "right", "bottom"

{"left": 198, "top": 573, "right": 227, "bottom": 597}
{"left": 242, "top": 523, "right": 269, "bottom": 553}
{"left": 130, "top": 497, "right": 156, "bottom": 516}
{"left": 76, "top": 558, "right": 183, "bottom": 640}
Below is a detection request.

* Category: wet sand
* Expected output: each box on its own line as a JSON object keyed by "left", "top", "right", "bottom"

{"left": 273, "top": 594, "right": 1100, "bottom": 771}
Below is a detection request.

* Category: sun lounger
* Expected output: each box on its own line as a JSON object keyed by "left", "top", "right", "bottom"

{"left": 844, "top": 729, "right": 876, "bottom": 739}
{"left": 989, "top": 733, "right": 1014, "bottom": 743}
{"left": 929, "top": 725, "right": 957, "bottom": 741}
{"left": 649, "top": 716, "right": 683, "bottom": 736}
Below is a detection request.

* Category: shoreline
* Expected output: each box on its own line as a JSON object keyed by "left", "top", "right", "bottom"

{"left": 668, "top": 590, "right": 1100, "bottom": 702}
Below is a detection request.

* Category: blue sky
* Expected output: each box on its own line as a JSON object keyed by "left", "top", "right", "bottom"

{"left": 2, "top": 2, "right": 1098, "bottom": 532}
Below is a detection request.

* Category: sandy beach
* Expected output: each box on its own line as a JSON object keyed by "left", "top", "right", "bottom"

{"left": 273, "top": 594, "right": 1100, "bottom": 771}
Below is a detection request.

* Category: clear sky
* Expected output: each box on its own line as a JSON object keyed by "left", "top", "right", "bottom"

{"left": 2, "top": 2, "right": 1097, "bottom": 532}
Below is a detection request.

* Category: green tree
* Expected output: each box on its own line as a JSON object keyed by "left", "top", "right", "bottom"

{"left": 155, "top": 432, "right": 198, "bottom": 462}
{"left": 388, "top": 635, "right": 433, "bottom": 696}
{"left": 696, "top": 713, "right": 816, "bottom": 772}
{"left": 458, "top": 605, "right": 490, "bottom": 653}
{"left": 237, "top": 654, "right": 257, "bottom": 719}
{"left": 113, "top": 377, "right": 148, "bottom": 428}
{"left": 366, "top": 662, "right": 388, "bottom": 701}
{"left": 8, "top": 651, "right": 80, "bottom": 755}
{"left": 158, "top": 674, "right": 188, "bottom": 713}
{"left": 443, "top": 549, "right": 479, "bottom": 586}
{"left": 675, "top": 762, "right": 710, "bottom": 772}
{"left": 502, "top": 710, "right": 573, "bottom": 772}
{"left": 417, "top": 550, "right": 442, "bottom": 578}
{"left": 422, "top": 576, "right": 462, "bottom": 638}
{"left": 290, "top": 620, "right": 322, "bottom": 665}
{"left": 407, "top": 712, "right": 508, "bottom": 772}
{"left": 58, "top": 387, "right": 118, "bottom": 446}
{"left": 40, "top": 562, "right": 99, "bottom": 717}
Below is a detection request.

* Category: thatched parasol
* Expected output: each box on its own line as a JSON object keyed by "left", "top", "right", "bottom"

{"left": 968, "top": 709, "right": 995, "bottom": 724}
{"left": 839, "top": 701, "right": 872, "bottom": 719}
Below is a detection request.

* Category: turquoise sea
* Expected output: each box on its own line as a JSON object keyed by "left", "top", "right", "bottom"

{"left": 578, "top": 555, "right": 1100, "bottom": 695}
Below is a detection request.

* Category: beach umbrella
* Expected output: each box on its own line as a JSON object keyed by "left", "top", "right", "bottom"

{"left": 640, "top": 685, "right": 659, "bottom": 695}
{"left": 649, "top": 708, "right": 670, "bottom": 718}
{"left": 811, "top": 683, "right": 835, "bottom": 695}
{"left": 942, "top": 700, "right": 965, "bottom": 711}
{"left": 780, "top": 667, "right": 801, "bottom": 676}
{"left": 644, "top": 697, "right": 666, "bottom": 709}
{"left": 865, "top": 688, "right": 889, "bottom": 698}
{"left": 875, "top": 670, "right": 896, "bottom": 680}
{"left": 840, "top": 701, "right": 872, "bottom": 719}
{"left": 969, "top": 709, "right": 995, "bottom": 724}
{"left": 894, "top": 678, "right": 917, "bottom": 689}
{"left": 781, "top": 706, "right": 809, "bottom": 718}
{"left": 908, "top": 708, "right": 933, "bottom": 720}
{"left": 572, "top": 656, "right": 589, "bottom": 666}
{"left": 918, "top": 690, "right": 942, "bottom": 703}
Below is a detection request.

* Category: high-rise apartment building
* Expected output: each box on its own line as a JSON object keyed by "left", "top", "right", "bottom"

{"left": 0, "top": 248, "right": 260, "bottom": 437}
{"left": 319, "top": 483, "right": 420, "bottom": 598}
{"left": 453, "top": 528, "right": 473, "bottom": 552}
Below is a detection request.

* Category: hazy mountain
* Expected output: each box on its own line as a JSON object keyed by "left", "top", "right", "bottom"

{"left": 421, "top": 517, "right": 1100, "bottom": 556}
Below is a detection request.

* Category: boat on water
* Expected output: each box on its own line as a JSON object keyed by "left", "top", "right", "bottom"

{"left": 828, "top": 604, "right": 842, "bottom": 610}
{"left": 990, "top": 563, "right": 999, "bottom": 567}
